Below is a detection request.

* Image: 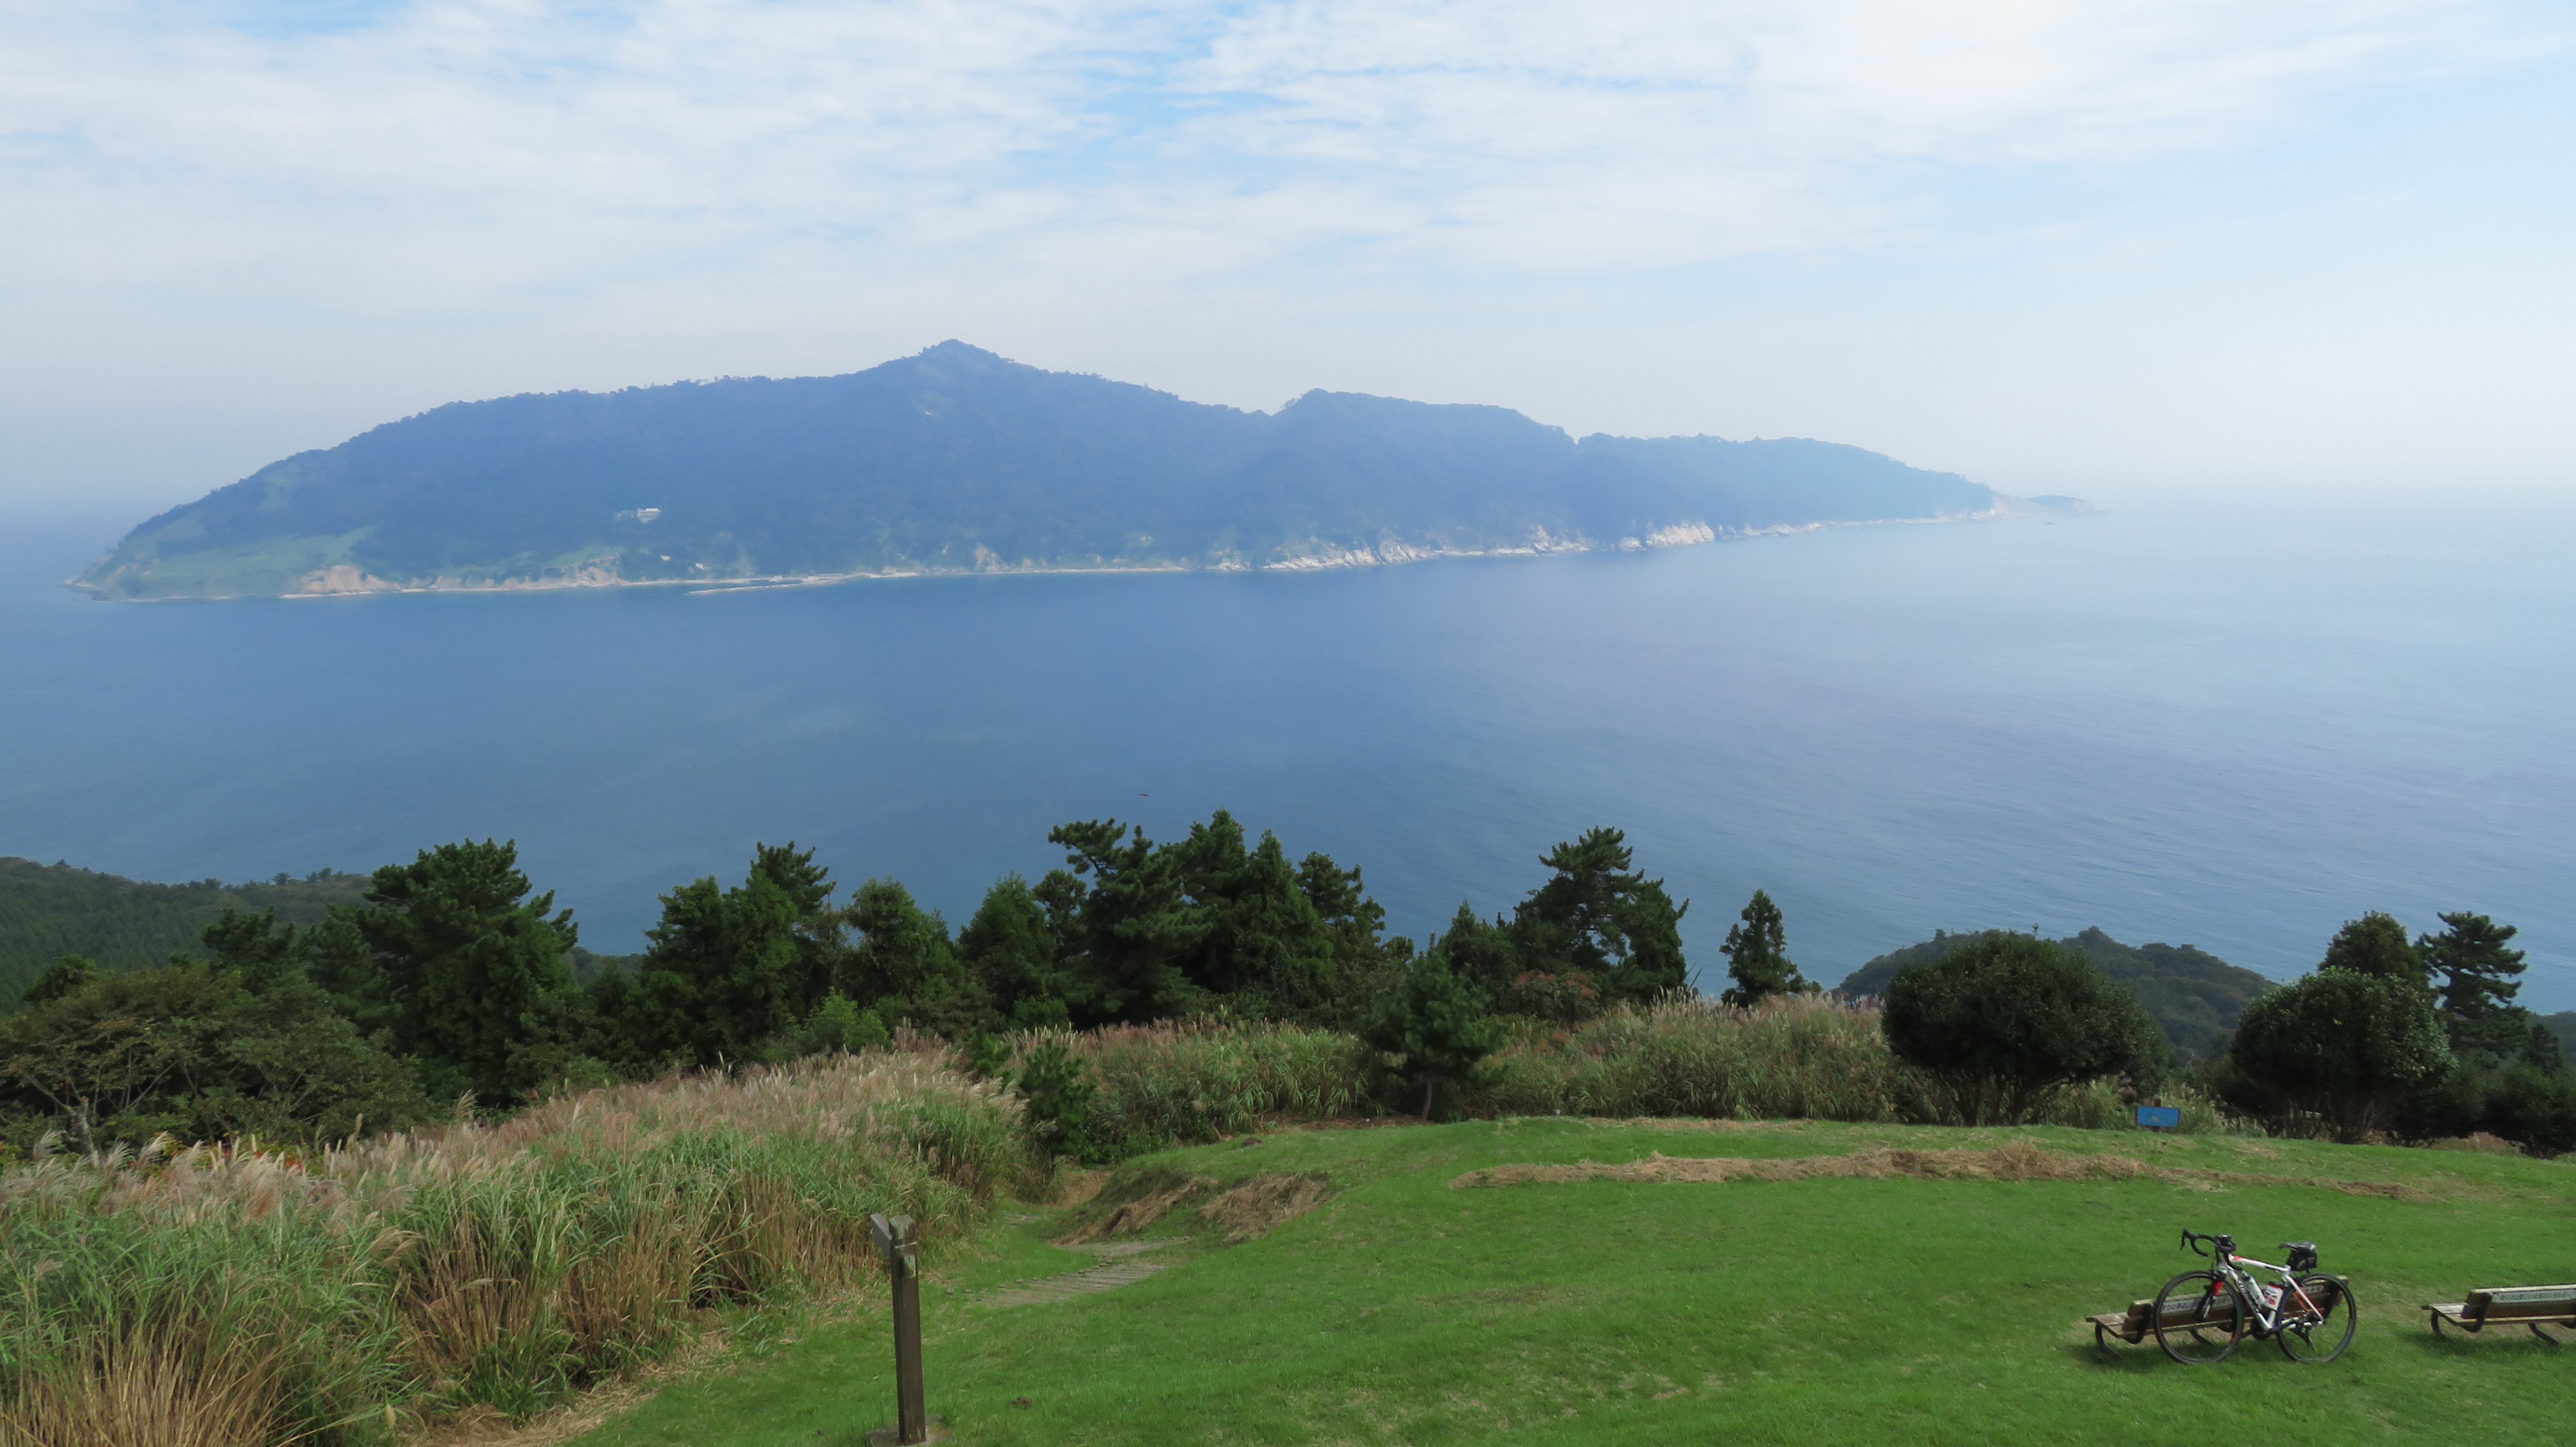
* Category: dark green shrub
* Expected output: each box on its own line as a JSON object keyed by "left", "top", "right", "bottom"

{"left": 798, "top": 992, "right": 888, "bottom": 1055}
{"left": 1016, "top": 1039, "right": 1100, "bottom": 1163}
{"left": 0, "top": 962, "right": 428, "bottom": 1151}
{"left": 1882, "top": 933, "right": 2169, "bottom": 1125}
{"left": 20, "top": 953, "right": 99, "bottom": 1007}
{"left": 2480, "top": 1064, "right": 2576, "bottom": 1155}
{"left": 1364, "top": 956, "right": 1499, "bottom": 1120}
{"left": 2396, "top": 1057, "right": 2576, "bottom": 1155}
{"left": 2229, "top": 967, "right": 2451, "bottom": 1141}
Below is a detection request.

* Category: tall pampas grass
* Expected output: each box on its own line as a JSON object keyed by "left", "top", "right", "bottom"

{"left": 1017, "top": 1018, "right": 1377, "bottom": 1154}
{"left": 1475, "top": 994, "right": 1914, "bottom": 1122}
{"left": 0, "top": 1049, "right": 1026, "bottom": 1447}
{"left": 1010, "top": 995, "right": 1919, "bottom": 1146}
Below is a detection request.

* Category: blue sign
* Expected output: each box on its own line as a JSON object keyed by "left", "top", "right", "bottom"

{"left": 2136, "top": 1106, "right": 2182, "bottom": 1129}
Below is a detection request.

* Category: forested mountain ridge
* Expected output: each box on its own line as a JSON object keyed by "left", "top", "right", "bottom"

{"left": 73, "top": 342, "right": 2048, "bottom": 600}
{"left": 1836, "top": 926, "right": 2274, "bottom": 1061}
{"left": 0, "top": 857, "right": 369, "bottom": 1009}
{"left": 2546, "top": 1011, "right": 2576, "bottom": 1060}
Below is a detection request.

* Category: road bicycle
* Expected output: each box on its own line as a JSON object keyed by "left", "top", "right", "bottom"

{"left": 2153, "top": 1229, "right": 2357, "bottom": 1364}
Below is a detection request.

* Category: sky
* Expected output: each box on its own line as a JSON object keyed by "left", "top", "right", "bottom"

{"left": 3, "top": 0, "right": 2572, "bottom": 516}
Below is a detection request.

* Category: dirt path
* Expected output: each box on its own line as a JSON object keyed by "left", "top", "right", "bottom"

{"left": 966, "top": 1238, "right": 1187, "bottom": 1306}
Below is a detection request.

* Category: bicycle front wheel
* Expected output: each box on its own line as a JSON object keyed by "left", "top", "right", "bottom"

{"left": 2154, "top": 1270, "right": 2245, "bottom": 1364}
{"left": 2277, "top": 1275, "right": 2357, "bottom": 1363}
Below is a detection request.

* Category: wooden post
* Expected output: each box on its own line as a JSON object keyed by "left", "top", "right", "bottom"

{"left": 871, "top": 1212, "right": 927, "bottom": 1445}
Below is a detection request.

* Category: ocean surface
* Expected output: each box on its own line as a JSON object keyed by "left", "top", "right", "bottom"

{"left": 4, "top": 494, "right": 2571, "bottom": 1009}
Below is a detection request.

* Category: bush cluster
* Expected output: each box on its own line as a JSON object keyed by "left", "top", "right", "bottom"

{"left": 2201, "top": 911, "right": 2574, "bottom": 1150}
{"left": 1881, "top": 933, "right": 2169, "bottom": 1125}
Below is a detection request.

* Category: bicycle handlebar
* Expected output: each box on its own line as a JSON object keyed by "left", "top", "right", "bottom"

{"left": 2180, "top": 1228, "right": 2235, "bottom": 1258}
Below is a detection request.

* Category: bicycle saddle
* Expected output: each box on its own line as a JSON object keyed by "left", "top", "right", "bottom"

{"left": 2283, "top": 1242, "right": 2319, "bottom": 1272}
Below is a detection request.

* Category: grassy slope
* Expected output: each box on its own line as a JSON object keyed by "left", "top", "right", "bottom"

{"left": 574, "top": 1119, "right": 2573, "bottom": 1447}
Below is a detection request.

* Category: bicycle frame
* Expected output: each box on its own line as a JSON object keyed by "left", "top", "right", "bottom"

{"left": 2201, "top": 1251, "right": 2329, "bottom": 1339}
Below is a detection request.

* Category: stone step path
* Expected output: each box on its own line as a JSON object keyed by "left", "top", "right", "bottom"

{"left": 1083, "top": 1236, "right": 1184, "bottom": 1260}
{"left": 964, "top": 1238, "right": 1188, "bottom": 1307}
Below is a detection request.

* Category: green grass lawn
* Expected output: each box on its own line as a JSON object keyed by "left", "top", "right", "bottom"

{"left": 575, "top": 1120, "right": 2574, "bottom": 1446}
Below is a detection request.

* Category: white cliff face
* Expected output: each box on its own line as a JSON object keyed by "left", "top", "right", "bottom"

{"left": 1265, "top": 542, "right": 1391, "bottom": 570}
{"left": 1261, "top": 520, "right": 1723, "bottom": 570}
{"left": 1644, "top": 522, "right": 1718, "bottom": 548}
{"left": 244, "top": 505, "right": 2033, "bottom": 598}
{"left": 294, "top": 564, "right": 402, "bottom": 594}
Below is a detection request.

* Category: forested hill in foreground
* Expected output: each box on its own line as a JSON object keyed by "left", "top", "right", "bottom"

{"left": 0, "top": 858, "right": 370, "bottom": 1009}
{"left": 74, "top": 342, "right": 2071, "bottom": 600}
{"left": 1837, "top": 926, "right": 2276, "bottom": 1061}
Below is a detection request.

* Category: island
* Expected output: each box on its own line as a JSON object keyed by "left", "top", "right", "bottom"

{"left": 74, "top": 341, "right": 2089, "bottom": 600}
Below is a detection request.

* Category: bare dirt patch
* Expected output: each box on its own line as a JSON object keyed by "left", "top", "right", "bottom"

{"left": 1058, "top": 1174, "right": 1216, "bottom": 1244}
{"left": 1199, "top": 1174, "right": 1331, "bottom": 1243}
{"left": 1448, "top": 1138, "right": 2431, "bottom": 1201}
{"left": 2427, "top": 1133, "right": 2526, "bottom": 1156}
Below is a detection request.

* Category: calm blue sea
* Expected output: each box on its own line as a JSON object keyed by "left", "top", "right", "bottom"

{"left": 4, "top": 494, "right": 2571, "bottom": 1008}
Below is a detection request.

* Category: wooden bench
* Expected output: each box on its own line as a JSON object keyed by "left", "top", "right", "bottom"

{"left": 2424, "top": 1286, "right": 2576, "bottom": 1343}
{"left": 2088, "top": 1291, "right": 2246, "bottom": 1354}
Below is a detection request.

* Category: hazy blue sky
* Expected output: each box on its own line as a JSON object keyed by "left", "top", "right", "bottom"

{"left": 4, "top": 0, "right": 2570, "bottom": 513}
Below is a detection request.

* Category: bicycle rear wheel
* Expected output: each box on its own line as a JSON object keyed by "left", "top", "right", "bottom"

{"left": 2154, "top": 1270, "right": 2245, "bottom": 1364}
{"left": 2277, "top": 1275, "right": 2356, "bottom": 1363}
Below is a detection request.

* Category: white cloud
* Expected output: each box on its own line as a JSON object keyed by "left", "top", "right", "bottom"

{"left": 2, "top": 0, "right": 2551, "bottom": 299}
{"left": 0, "top": 0, "right": 2569, "bottom": 507}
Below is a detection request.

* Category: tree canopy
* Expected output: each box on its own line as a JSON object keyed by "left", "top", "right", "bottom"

{"left": 1882, "top": 933, "right": 2170, "bottom": 1124}
{"left": 357, "top": 839, "right": 578, "bottom": 1102}
{"left": 0, "top": 857, "right": 369, "bottom": 1010}
{"left": 2229, "top": 967, "right": 2452, "bottom": 1142}
{"left": 1030, "top": 811, "right": 1404, "bottom": 1028}
{"left": 0, "top": 927, "right": 427, "bottom": 1152}
{"left": 1364, "top": 956, "right": 1500, "bottom": 1121}
{"left": 1838, "top": 926, "right": 2269, "bottom": 1061}
{"left": 2318, "top": 912, "right": 2424, "bottom": 983}
{"left": 2420, "top": 912, "right": 2532, "bottom": 1054}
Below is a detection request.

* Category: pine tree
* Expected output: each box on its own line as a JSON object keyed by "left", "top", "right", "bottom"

{"left": 1718, "top": 889, "right": 1809, "bottom": 1006}
{"left": 358, "top": 839, "right": 576, "bottom": 1101}
{"left": 1364, "top": 955, "right": 1499, "bottom": 1121}
{"left": 2419, "top": 911, "right": 2532, "bottom": 1055}
{"left": 1507, "top": 826, "right": 1687, "bottom": 1004}
{"left": 958, "top": 874, "right": 1064, "bottom": 1025}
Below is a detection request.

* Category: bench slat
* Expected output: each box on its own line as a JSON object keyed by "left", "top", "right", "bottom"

{"left": 2473, "top": 1286, "right": 2576, "bottom": 1308}
{"left": 2424, "top": 1289, "right": 2576, "bottom": 1337}
{"left": 2467, "top": 1301, "right": 2576, "bottom": 1321}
